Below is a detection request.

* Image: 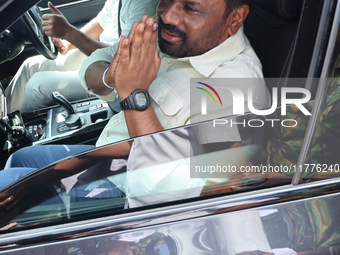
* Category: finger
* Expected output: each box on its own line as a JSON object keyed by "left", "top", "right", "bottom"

{"left": 42, "top": 25, "right": 49, "bottom": 32}
{"left": 43, "top": 21, "right": 52, "bottom": 31}
{"left": 127, "top": 21, "right": 139, "bottom": 42}
{"left": 141, "top": 17, "right": 154, "bottom": 58}
{"left": 42, "top": 19, "right": 51, "bottom": 26}
{"left": 42, "top": 14, "right": 53, "bottom": 21}
{"left": 42, "top": 24, "right": 52, "bottom": 33}
{"left": 119, "top": 37, "right": 131, "bottom": 67}
{"left": 52, "top": 37, "right": 60, "bottom": 44}
{"left": 48, "top": 1, "right": 62, "bottom": 15}
{"left": 130, "top": 23, "right": 145, "bottom": 64}
{"left": 110, "top": 37, "right": 124, "bottom": 74}
{"left": 140, "top": 14, "right": 149, "bottom": 24}
{"left": 60, "top": 46, "right": 67, "bottom": 54}
{"left": 149, "top": 23, "right": 159, "bottom": 61}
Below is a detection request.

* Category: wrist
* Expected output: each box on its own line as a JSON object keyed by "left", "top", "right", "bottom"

{"left": 117, "top": 86, "right": 138, "bottom": 100}
{"left": 117, "top": 85, "right": 150, "bottom": 100}
{"left": 62, "top": 24, "right": 77, "bottom": 42}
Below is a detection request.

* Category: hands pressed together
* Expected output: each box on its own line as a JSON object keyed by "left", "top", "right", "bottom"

{"left": 104, "top": 15, "right": 161, "bottom": 100}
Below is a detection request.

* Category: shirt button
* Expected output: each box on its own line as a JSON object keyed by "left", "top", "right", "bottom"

{"left": 166, "top": 60, "right": 171, "bottom": 64}
{"left": 158, "top": 97, "right": 164, "bottom": 103}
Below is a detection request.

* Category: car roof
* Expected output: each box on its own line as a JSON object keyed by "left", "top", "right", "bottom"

{"left": 0, "top": 0, "right": 40, "bottom": 34}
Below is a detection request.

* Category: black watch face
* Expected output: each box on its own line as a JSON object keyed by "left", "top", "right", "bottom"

{"left": 135, "top": 91, "right": 148, "bottom": 107}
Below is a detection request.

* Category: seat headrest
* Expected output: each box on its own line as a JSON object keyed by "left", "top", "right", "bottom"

{"left": 253, "top": 0, "right": 302, "bottom": 19}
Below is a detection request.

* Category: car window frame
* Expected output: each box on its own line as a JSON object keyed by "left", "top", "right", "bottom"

{"left": 292, "top": 0, "right": 340, "bottom": 184}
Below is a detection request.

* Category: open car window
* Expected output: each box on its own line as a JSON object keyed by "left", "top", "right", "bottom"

{"left": 0, "top": 99, "right": 315, "bottom": 233}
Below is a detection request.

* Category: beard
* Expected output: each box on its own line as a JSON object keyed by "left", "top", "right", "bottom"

{"left": 158, "top": 18, "right": 225, "bottom": 58}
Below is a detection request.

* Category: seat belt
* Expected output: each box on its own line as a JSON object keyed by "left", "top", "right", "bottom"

{"left": 118, "top": 0, "right": 122, "bottom": 36}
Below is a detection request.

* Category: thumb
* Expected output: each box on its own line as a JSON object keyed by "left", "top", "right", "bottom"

{"left": 48, "top": 1, "right": 62, "bottom": 15}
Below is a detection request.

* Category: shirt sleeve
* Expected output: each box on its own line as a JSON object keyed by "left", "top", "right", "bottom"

{"left": 96, "top": 0, "right": 117, "bottom": 29}
{"left": 120, "top": 0, "right": 159, "bottom": 38}
{"left": 78, "top": 43, "right": 119, "bottom": 101}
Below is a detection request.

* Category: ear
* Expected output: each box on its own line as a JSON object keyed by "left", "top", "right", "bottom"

{"left": 226, "top": 5, "right": 250, "bottom": 36}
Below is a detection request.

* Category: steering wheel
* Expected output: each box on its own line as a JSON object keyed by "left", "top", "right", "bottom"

{"left": 19, "top": 5, "right": 57, "bottom": 60}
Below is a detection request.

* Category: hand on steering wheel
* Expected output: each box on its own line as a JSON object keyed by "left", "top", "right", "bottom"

{"left": 52, "top": 38, "right": 74, "bottom": 55}
{"left": 20, "top": 5, "right": 57, "bottom": 59}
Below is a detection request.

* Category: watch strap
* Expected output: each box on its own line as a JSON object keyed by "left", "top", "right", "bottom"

{"left": 120, "top": 89, "right": 151, "bottom": 111}
{"left": 120, "top": 95, "right": 135, "bottom": 110}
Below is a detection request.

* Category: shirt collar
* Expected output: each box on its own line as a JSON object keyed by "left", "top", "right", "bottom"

{"left": 162, "top": 26, "right": 247, "bottom": 77}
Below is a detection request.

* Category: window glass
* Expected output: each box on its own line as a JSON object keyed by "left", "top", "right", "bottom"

{"left": 302, "top": 21, "right": 340, "bottom": 181}
{"left": 38, "top": 0, "right": 85, "bottom": 8}
{"left": 7, "top": 187, "right": 340, "bottom": 255}
{"left": 0, "top": 108, "right": 311, "bottom": 233}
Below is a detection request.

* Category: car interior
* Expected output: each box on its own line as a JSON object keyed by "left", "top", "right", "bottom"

{"left": 0, "top": 0, "right": 329, "bottom": 171}
{"left": 0, "top": 0, "right": 335, "bottom": 199}
{"left": 0, "top": 0, "right": 340, "bottom": 246}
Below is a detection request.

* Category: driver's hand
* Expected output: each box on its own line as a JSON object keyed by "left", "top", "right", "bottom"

{"left": 42, "top": 1, "right": 73, "bottom": 40}
{"left": 52, "top": 38, "right": 74, "bottom": 55}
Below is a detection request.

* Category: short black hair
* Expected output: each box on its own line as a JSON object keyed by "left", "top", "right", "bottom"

{"left": 223, "top": 0, "right": 254, "bottom": 18}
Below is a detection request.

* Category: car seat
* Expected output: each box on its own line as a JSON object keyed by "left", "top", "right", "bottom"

{"left": 244, "top": 0, "right": 303, "bottom": 79}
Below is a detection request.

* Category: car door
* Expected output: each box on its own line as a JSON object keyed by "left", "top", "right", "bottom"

{"left": 2, "top": 0, "right": 340, "bottom": 254}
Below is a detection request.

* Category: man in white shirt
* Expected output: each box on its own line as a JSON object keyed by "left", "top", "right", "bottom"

{"left": 3, "top": 0, "right": 270, "bottom": 178}
{"left": 1, "top": 1, "right": 274, "bottom": 253}
{"left": 4, "top": 0, "right": 159, "bottom": 113}
{"left": 79, "top": 3, "right": 269, "bottom": 147}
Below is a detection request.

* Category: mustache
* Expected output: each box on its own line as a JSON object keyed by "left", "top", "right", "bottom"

{"left": 158, "top": 18, "right": 187, "bottom": 40}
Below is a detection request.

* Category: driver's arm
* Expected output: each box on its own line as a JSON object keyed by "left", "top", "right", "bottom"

{"left": 61, "top": 17, "right": 108, "bottom": 56}
{"left": 42, "top": 2, "right": 109, "bottom": 56}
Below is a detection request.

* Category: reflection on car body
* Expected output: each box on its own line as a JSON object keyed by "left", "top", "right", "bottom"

{"left": 1, "top": 0, "right": 340, "bottom": 254}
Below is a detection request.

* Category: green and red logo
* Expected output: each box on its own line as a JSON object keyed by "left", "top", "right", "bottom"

{"left": 196, "top": 82, "right": 223, "bottom": 107}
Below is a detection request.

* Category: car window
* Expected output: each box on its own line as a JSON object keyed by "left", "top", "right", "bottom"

{"left": 0, "top": 0, "right": 326, "bottom": 235}
{"left": 38, "top": 0, "right": 90, "bottom": 8}
{"left": 299, "top": 18, "right": 340, "bottom": 182}
{"left": 0, "top": 106, "right": 313, "bottom": 233}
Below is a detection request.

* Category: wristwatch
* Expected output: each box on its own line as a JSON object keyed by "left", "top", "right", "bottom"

{"left": 120, "top": 89, "right": 151, "bottom": 111}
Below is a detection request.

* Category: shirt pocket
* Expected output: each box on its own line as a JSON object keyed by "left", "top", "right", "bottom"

{"left": 151, "top": 91, "right": 187, "bottom": 129}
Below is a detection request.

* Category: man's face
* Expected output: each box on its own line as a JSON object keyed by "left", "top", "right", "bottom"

{"left": 157, "top": 0, "right": 230, "bottom": 58}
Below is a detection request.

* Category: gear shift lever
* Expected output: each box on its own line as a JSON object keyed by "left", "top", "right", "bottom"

{"left": 52, "top": 91, "right": 81, "bottom": 129}
{"left": 52, "top": 91, "right": 75, "bottom": 115}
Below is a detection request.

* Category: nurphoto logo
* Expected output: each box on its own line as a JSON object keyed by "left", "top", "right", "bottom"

{"left": 193, "top": 78, "right": 313, "bottom": 129}
{"left": 197, "top": 83, "right": 311, "bottom": 116}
